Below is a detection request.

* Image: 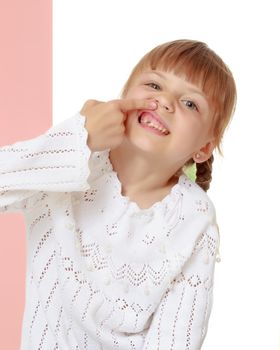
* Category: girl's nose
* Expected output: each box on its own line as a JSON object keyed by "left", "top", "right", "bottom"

{"left": 154, "top": 96, "right": 174, "bottom": 112}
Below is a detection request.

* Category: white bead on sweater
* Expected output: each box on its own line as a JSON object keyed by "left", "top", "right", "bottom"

{"left": 0, "top": 113, "right": 220, "bottom": 350}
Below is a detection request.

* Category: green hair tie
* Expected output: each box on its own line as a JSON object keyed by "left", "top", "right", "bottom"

{"left": 182, "top": 163, "right": 197, "bottom": 182}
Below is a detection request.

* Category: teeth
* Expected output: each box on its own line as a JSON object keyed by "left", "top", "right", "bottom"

{"left": 140, "top": 115, "right": 169, "bottom": 135}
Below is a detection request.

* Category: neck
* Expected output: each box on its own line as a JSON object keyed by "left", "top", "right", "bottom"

{"left": 109, "top": 141, "right": 181, "bottom": 196}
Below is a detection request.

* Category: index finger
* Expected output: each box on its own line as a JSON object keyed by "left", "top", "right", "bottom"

{"left": 118, "top": 99, "right": 157, "bottom": 113}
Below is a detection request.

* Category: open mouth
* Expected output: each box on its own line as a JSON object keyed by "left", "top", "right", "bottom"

{"left": 138, "top": 111, "right": 170, "bottom": 136}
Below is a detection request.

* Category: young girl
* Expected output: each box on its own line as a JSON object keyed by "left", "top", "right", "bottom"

{"left": 0, "top": 39, "right": 236, "bottom": 349}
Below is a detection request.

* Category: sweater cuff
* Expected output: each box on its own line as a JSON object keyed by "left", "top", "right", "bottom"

{"left": 0, "top": 112, "right": 92, "bottom": 193}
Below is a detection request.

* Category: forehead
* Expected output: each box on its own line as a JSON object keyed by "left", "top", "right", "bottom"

{"left": 142, "top": 53, "right": 205, "bottom": 85}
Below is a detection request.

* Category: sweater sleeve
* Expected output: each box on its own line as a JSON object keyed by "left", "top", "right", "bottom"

{"left": 143, "top": 223, "right": 220, "bottom": 350}
{"left": 0, "top": 112, "right": 91, "bottom": 213}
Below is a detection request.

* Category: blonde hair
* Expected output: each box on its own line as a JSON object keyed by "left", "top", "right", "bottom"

{"left": 121, "top": 39, "right": 237, "bottom": 191}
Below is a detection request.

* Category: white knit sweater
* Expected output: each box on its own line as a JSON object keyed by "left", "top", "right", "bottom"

{"left": 0, "top": 113, "right": 220, "bottom": 350}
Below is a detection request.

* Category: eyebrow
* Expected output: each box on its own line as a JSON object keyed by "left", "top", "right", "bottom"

{"left": 145, "top": 71, "right": 208, "bottom": 99}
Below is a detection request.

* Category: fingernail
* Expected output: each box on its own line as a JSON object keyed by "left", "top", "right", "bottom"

{"left": 149, "top": 101, "right": 157, "bottom": 109}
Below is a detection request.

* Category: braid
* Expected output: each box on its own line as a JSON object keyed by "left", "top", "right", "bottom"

{"left": 195, "top": 154, "right": 214, "bottom": 192}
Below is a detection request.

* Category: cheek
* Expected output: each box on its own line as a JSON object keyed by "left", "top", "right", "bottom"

{"left": 124, "top": 87, "right": 152, "bottom": 100}
{"left": 177, "top": 121, "right": 205, "bottom": 146}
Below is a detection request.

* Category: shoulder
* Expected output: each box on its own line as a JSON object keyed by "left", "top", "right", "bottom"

{"left": 168, "top": 176, "right": 220, "bottom": 261}
{"left": 178, "top": 175, "right": 216, "bottom": 224}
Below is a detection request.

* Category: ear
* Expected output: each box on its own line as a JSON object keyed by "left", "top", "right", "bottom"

{"left": 193, "top": 139, "right": 216, "bottom": 163}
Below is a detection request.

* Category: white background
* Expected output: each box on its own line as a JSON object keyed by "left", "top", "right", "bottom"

{"left": 53, "top": 1, "right": 280, "bottom": 348}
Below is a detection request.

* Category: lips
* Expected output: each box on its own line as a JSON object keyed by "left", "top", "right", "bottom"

{"left": 138, "top": 110, "right": 170, "bottom": 134}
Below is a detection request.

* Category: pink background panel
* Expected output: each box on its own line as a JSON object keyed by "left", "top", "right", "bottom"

{"left": 0, "top": 1, "right": 52, "bottom": 348}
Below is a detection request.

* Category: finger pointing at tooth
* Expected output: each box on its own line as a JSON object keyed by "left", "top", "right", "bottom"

{"left": 80, "top": 98, "right": 157, "bottom": 151}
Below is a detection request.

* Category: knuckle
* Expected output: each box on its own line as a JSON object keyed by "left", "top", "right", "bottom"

{"left": 87, "top": 99, "right": 101, "bottom": 107}
{"left": 106, "top": 100, "right": 118, "bottom": 111}
{"left": 85, "top": 99, "right": 95, "bottom": 106}
{"left": 81, "top": 100, "right": 94, "bottom": 111}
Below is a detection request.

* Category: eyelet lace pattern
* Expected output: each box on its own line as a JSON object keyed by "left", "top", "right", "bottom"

{"left": 0, "top": 113, "right": 220, "bottom": 349}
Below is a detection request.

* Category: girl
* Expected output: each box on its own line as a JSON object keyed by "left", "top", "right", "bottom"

{"left": 0, "top": 39, "right": 236, "bottom": 349}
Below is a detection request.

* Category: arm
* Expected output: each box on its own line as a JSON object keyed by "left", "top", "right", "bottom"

{"left": 0, "top": 113, "right": 91, "bottom": 213}
{"left": 0, "top": 97, "right": 157, "bottom": 214}
{"left": 143, "top": 223, "right": 220, "bottom": 350}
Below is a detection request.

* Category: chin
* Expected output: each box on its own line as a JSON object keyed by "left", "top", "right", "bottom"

{"left": 125, "top": 117, "right": 166, "bottom": 153}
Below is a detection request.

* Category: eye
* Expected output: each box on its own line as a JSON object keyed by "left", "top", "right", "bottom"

{"left": 182, "top": 99, "right": 199, "bottom": 112}
{"left": 145, "top": 82, "right": 161, "bottom": 90}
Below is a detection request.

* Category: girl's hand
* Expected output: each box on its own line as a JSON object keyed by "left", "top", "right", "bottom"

{"left": 80, "top": 99, "right": 157, "bottom": 152}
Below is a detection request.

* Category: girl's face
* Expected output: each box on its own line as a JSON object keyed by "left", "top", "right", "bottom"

{"left": 123, "top": 70, "right": 216, "bottom": 168}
